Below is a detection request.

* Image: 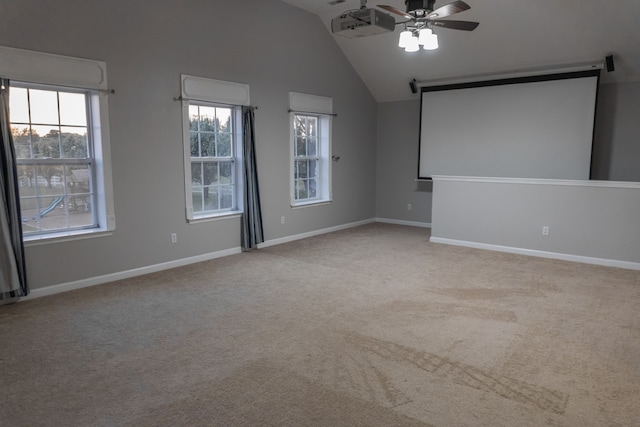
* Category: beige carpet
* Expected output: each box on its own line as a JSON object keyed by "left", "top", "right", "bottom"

{"left": 1, "top": 223, "right": 639, "bottom": 426}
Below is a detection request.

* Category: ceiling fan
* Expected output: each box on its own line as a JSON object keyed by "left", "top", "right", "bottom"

{"left": 378, "top": 0, "right": 479, "bottom": 51}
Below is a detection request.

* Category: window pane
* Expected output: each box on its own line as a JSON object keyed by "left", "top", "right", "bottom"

{"left": 192, "top": 189, "right": 203, "bottom": 213}
{"left": 29, "top": 89, "right": 59, "bottom": 125}
{"left": 190, "top": 132, "right": 199, "bottom": 157}
{"left": 294, "top": 180, "right": 301, "bottom": 199}
{"left": 309, "top": 160, "right": 317, "bottom": 178}
{"left": 68, "top": 166, "right": 91, "bottom": 193}
{"left": 203, "top": 162, "right": 218, "bottom": 185}
{"left": 309, "top": 179, "right": 318, "bottom": 198}
{"left": 199, "top": 106, "right": 216, "bottom": 132}
{"left": 217, "top": 108, "right": 231, "bottom": 133}
{"left": 307, "top": 138, "right": 317, "bottom": 157}
{"left": 60, "top": 127, "right": 88, "bottom": 158}
{"left": 294, "top": 115, "right": 305, "bottom": 136}
{"left": 9, "top": 87, "right": 30, "bottom": 123}
{"left": 36, "top": 165, "right": 64, "bottom": 193}
{"left": 307, "top": 117, "right": 318, "bottom": 138}
{"left": 205, "top": 186, "right": 219, "bottom": 210}
{"left": 31, "top": 126, "right": 60, "bottom": 158}
{"left": 200, "top": 133, "right": 215, "bottom": 157}
{"left": 217, "top": 133, "right": 231, "bottom": 157}
{"left": 189, "top": 105, "right": 199, "bottom": 131}
{"left": 20, "top": 196, "right": 39, "bottom": 234}
{"left": 17, "top": 165, "right": 34, "bottom": 188}
{"left": 220, "top": 185, "right": 233, "bottom": 209}
{"left": 297, "top": 180, "right": 309, "bottom": 200}
{"left": 58, "top": 92, "right": 87, "bottom": 126}
{"left": 296, "top": 136, "right": 305, "bottom": 157}
{"left": 191, "top": 163, "right": 202, "bottom": 186}
{"left": 66, "top": 166, "right": 94, "bottom": 228}
{"left": 66, "top": 194, "right": 94, "bottom": 228}
{"left": 12, "top": 125, "right": 32, "bottom": 159}
{"left": 18, "top": 165, "right": 40, "bottom": 233}
{"left": 297, "top": 160, "right": 307, "bottom": 179}
{"left": 219, "top": 161, "right": 232, "bottom": 184}
{"left": 34, "top": 195, "right": 67, "bottom": 232}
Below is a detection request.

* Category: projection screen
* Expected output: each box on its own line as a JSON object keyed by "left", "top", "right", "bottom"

{"left": 418, "top": 70, "right": 600, "bottom": 180}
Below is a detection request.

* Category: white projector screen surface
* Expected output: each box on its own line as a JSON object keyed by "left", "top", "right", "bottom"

{"left": 418, "top": 71, "right": 599, "bottom": 180}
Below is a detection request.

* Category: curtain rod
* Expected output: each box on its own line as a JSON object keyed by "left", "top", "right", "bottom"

{"left": 173, "top": 96, "right": 258, "bottom": 109}
{"left": 0, "top": 82, "right": 115, "bottom": 95}
{"left": 288, "top": 108, "right": 337, "bottom": 117}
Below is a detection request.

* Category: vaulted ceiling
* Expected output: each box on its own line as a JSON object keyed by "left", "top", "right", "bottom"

{"left": 281, "top": 0, "right": 640, "bottom": 102}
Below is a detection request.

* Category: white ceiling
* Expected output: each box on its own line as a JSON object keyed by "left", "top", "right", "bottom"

{"left": 280, "top": 0, "right": 640, "bottom": 102}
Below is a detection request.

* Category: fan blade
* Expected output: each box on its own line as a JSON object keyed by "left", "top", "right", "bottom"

{"left": 430, "top": 19, "right": 479, "bottom": 31}
{"left": 377, "top": 5, "right": 413, "bottom": 19}
{"left": 426, "top": 0, "right": 470, "bottom": 19}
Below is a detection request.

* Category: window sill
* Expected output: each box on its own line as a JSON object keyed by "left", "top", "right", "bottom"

{"left": 187, "top": 211, "right": 242, "bottom": 224}
{"left": 24, "top": 228, "right": 114, "bottom": 247}
{"left": 291, "top": 200, "right": 332, "bottom": 209}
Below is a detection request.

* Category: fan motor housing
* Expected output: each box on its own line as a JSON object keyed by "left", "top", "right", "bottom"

{"left": 406, "top": 0, "right": 435, "bottom": 13}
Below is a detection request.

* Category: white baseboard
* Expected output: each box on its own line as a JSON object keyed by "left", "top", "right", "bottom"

{"left": 375, "top": 218, "right": 431, "bottom": 228}
{"left": 430, "top": 237, "right": 640, "bottom": 271}
{"left": 22, "top": 247, "right": 242, "bottom": 301}
{"left": 258, "top": 218, "right": 376, "bottom": 249}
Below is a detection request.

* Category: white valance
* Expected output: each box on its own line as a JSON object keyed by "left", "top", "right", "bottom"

{"left": 289, "top": 92, "right": 333, "bottom": 115}
{"left": 181, "top": 74, "right": 250, "bottom": 106}
{"left": 0, "top": 45, "right": 107, "bottom": 90}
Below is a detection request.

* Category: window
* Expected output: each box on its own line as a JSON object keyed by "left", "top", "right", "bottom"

{"left": 293, "top": 114, "right": 320, "bottom": 201}
{"left": 289, "top": 92, "right": 332, "bottom": 207}
{"left": 187, "top": 103, "right": 241, "bottom": 217}
{"left": 10, "top": 84, "right": 97, "bottom": 236}
{"left": 180, "top": 75, "right": 250, "bottom": 221}
{"left": 0, "top": 46, "right": 115, "bottom": 242}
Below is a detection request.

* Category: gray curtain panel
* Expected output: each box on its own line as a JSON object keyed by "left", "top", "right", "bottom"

{"left": 241, "top": 106, "right": 264, "bottom": 251}
{"left": 0, "top": 79, "right": 28, "bottom": 300}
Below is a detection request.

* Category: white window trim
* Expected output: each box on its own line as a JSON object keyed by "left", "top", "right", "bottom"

{"left": 180, "top": 75, "right": 249, "bottom": 222}
{"left": 0, "top": 46, "right": 116, "bottom": 243}
{"left": 289, "top": 92, "right": 333, "bottom": 207}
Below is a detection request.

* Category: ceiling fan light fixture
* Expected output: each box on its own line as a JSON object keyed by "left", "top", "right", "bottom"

{"left": 383, "top": 0, "right": 478, "bottom": 53}
{"left": 423, "top": 32, "right": 438, "bottom": 50}
{"left": 404, "top": 34, "right": 420, "bottom": 52}
{"left": 398, "top": 29, "right": 413, "bottom": 48}
{"left": 418, "top": 28, "right": 433, "bottom": 45}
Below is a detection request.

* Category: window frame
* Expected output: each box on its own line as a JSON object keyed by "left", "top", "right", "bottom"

{"left": 183, "top": 101, "right": 243, "bottom": 221}
{"left": 289, "top": 92, "right": 333, "bottom": 208}
{"left": 0, "top": 46, "right": 116, "bottom": 244}
{"left": 10, "top": 82, "right": 99, "bottom": 236}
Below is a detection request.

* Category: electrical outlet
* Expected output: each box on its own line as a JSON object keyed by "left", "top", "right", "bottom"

{"left": 407, "top": 203, "right": 412, "bottom": 211}
{"left": 542, "top": 226, "right": 549, "bottom": 236}
{"left": 171, "top": 233, "right": 177, "bottom": 243}
{"left": 281, "top": 216, "right": 285, "bottom": 225}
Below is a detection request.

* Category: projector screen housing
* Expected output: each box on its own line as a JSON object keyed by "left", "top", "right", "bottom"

{"left": 418, "top": 70, "right": 600, "bottom": 180}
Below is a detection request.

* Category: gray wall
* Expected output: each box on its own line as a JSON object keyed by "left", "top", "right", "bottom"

{"left": 376, "top": 81, "right": 640, "bottom": 224}
{"left": 0, "top": 0, "right": 377, "bottom": 290}
{"left": 431, "top": 177, "right": 640, "bottom": 267}
{"left": 376, "top": 100, "right": 432, "bottom": 224}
